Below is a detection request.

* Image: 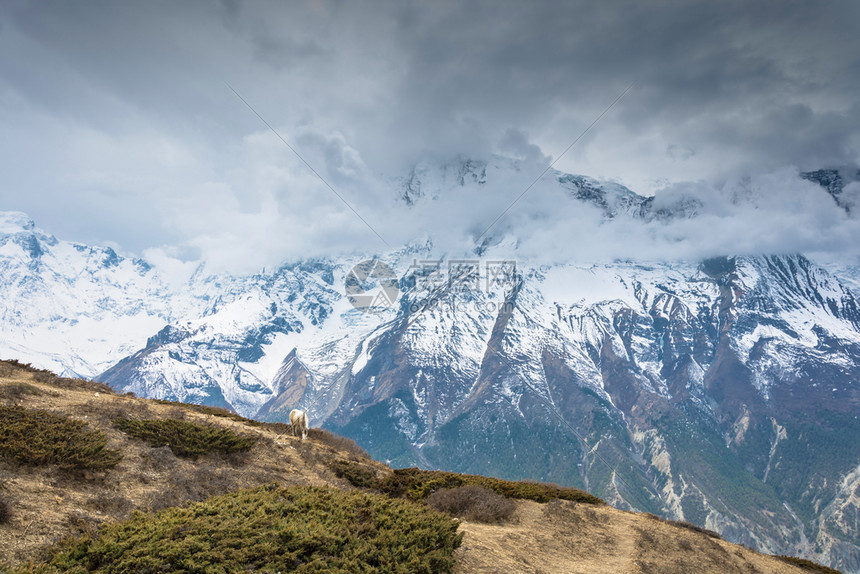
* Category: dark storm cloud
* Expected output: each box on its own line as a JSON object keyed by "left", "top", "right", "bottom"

{"left": 0, "top": 0, "right": 858, "bottom": 270}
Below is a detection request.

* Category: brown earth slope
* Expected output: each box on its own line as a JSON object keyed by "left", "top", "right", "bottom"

{"left": 0, "top": 361, "right": 836, "bottom": 573}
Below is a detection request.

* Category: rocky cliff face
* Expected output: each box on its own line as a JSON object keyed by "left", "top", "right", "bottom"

{"left": 316, "top": 254, "right": 860, "bottom": 572}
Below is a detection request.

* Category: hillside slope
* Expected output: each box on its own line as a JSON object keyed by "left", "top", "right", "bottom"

{"left": 0, "top": 361, "right": 837, "bottom": 573}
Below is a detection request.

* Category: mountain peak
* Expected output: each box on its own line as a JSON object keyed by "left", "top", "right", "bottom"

{"left": 801, "top": 167, "right": 860, "bottom": 213}
{"left": 0, "top": 211, "right": 37, "bottom": 234}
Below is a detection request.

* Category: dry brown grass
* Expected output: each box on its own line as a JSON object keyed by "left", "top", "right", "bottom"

{"left": 665, "top": 518, "right": 723, "bottom": 540}
{"left": 0, "top": 362, "right": 389, "bottom": 567}
{"left": 0, "top": 361, "right": 832, "bottom": 574}
{"left": 453, "top": 499, "right": 823, "bottom": 574}
{"left": 307, "top": 427, "right": 370, "bottom": 458}
{"left": 0, "top": 497, "right": 10, "bottom": 525}
{"left": 426, "top": 485, "right": 516, "bottom": 524}
{"left": 0, "top": 381, "right": 49, "bottom": 403}
{"left": 774, "top": 555, "right": 843, "bottom": 574}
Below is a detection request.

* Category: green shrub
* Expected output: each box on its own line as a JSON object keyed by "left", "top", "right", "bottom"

{"left": 329, "top": 459, "right": 378, "bottom": 488}
{"left": 0, "top": 406, "right": 121, "bottom": 472}
{"left": 335, "top": 464, "right": 604, "bottom": 505}
{"left": 113, "top": 418, "right": 256, "bottom": 459}
{"left": 774, "top": 555, "right": 842, "bottom": 574}
{"left": 16, "top": 485, "right": 462, "bottom": 574}
{"left": 426, "top": 485, "right": 516, "bottom": 523}
{"left": 381, "top": 468, "right": 605, "bottom": 504}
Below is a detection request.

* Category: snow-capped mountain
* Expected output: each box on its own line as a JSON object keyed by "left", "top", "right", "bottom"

{"left": 2, "top": 160, "right": 860, "bottom": 572}
{"left": 0, "top": 211, "right": 181, "bottom": 377}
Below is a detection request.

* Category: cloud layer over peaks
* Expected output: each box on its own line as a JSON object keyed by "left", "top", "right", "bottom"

{"left": 1, "top": 1, "right": 858, "bottom": 271}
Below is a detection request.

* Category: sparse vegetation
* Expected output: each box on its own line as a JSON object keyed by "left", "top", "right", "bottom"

{"left": 152, "top": 399, "right": 251, "bottom": 423}
{"left": 426, "top": 485, "right": 516, "bottom": 523}
{"left": 329, "top": 459, "right": 378, "bottom": 488}
{"left": 376, "top": 467, "right": 605, "bottom": 504}
{"left": 666, "top": 519, "right": 722, "bottom": 540}
{"left": 0, "top": 406, "right": 121, "bottom": 473}
{"left": 143, "top": 464, "right": 242, "bottom": 512}
{"left": 0, "top": 359, "right": 55, "bottom": 378}
{"left": 308, "top": 428, "right": 369, "bottom": 458}
{"left": 642, "top": 512, "right": 724, "bottom": 540}
{"left": 0, "top": 497, "right": 10, "bottom": 525}
{"left": 0, "top": 360, "right": 115, "bottom": 395}
{"left": 112, "top": 417, "right": 256, "bottom": 459}
{"left": 0, "top": 382, "right": 44, "bottom": 402}
{"left": 13, "top": 485, "right": 463, "bottom": 574}
{"left": 149, "top": 400, "right": 372, "bottom": 459}
{"left": 86, "top": 491, "right": 135, "bottom": 518}
{"left": 774, "top": 555, "right": 843, "bottom": 574}
{"left": 332, "top": 464, "right": 604, "bottom": 505}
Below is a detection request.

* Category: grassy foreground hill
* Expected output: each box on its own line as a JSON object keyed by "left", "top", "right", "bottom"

{"left": 0, "top": 360, "right": 840, "bottom": 573}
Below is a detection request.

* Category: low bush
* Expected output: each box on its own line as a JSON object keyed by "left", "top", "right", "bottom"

{"left": 17, "top": 485, "right": 463, "bottom": 574}
{"left": 774, "top": 555, "right": 842, "bottom": 574}
{"left": 376, "top": 467, "right": 605, "bottom": 505}
{"left": 86, "top": 491, "right": 135, "bottom": 518}
{"left": 142, "top": 445, "right": 177, "bottom": 471}
{"left": 113, "top": 418, "right": 256, "bottom": 459}
{"left": 144, "top": 464, "right": 240, "bottom": 512}
{"left": 666, "top": 519, "right": 722, "bottom": 540}
{"left": 0, "top": 406, "right": 121, "bottom": 473}
{"left": 0, "top": 382, "right": 44, "bottom": 402}
{"left": 151, "top": 399, "right": 256, "bottom": 425}
{"left": 0, "top": 360, "right": 117, "bottom": 394}
{"left": 308, "top": 428, "right": 369, "bottom": 458}
{"left": 637, "top": 526, "right": 657, "bottom": 548}
{"left": 0, "top": 359, "right": 55, "bottom": 378}
{"left": 0, "top": 497, "right": 10, "bottom": 524}
{"left": 426, "top": 485, "right": 516, "bottom": 523}
{"left": 329, "top": 459, "right": 378, "bottom": 488}
{"left": 332, "top": 463, "right": 603, "bottom": 505}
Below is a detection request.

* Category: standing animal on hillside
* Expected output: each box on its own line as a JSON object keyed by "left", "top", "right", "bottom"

{"left": 289, "top": 409, "right": 309, "bottom": 441}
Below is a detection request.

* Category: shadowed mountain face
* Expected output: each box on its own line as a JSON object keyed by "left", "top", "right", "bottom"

{"left": 312, "top": 254, "right": 860, "bottom": 573}
{"left": 801, "top": 168, "right": 860, "bottom": 213}
{"left": 3, "top": 163, "right": 860, "bottom": 572}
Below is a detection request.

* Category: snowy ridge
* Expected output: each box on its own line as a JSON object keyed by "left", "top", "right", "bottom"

{"left": 0, "top": 213, "right": 182, "bottom": 376}
{"left": 2, "top": 160, "right": 860, "bottom": 572}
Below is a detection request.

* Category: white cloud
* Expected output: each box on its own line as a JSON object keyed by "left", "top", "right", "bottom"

{"left": 1, "top": 1, "right": 858, "bottom": 271}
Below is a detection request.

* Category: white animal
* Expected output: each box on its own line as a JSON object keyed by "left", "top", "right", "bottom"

{"left": 289, "top": 409, "right": 309, "bottom": 440}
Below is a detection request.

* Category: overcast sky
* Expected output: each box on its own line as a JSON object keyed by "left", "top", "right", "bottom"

{"left": 1, "top": 0, "right": 859, "bottom": 272}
